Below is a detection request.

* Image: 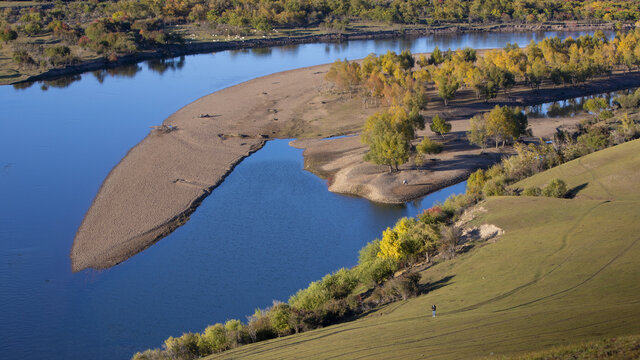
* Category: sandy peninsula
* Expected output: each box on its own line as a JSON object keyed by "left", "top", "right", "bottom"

{"left": 71, "top": 58, "right": 640, "bottom": 272}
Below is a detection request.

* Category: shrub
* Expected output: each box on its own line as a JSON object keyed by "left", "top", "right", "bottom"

{"left": 356, "top": 257, "right": 398, "bottom": 285}
{"left": 131, "top": 349, "right": 170, "bottom": 360}
{"left": 44, "top": 45, "right": 74, "bottom": 66}
{"left": 164, "top": 333, "right": 201, "bottom": 360}
{"left": 246, "top": 309, "right": 276, "bottom": 342}
{"left": 288, "top": 268, "right": 358, "bottom": 311}
{"left": 417, "top": 137, "right": 443, "bottom": 155}
{"left": 467, "top": 169, "right": 487, "bottom": 194}
{"left": 12, "top": 49, "right": 35, "bottom": 66}
{"left": 439, "top": 225, "right": 461, "bottom": 260}
{"left": 523, "top": 187, "right": 541, "bottom": 196}
{"left": 198, "top": 323, "right": 228, "bottom": 355}
{"left": 542, "top": 178, "right": 568, "bottom": 198}
{"left": 269, "top": 302, "right": 292, "bottom": 336}
{"left": 482, "top": 176, "right": 506, "bottom": 197}
{"left": 0, "top": 26, "right": 17, "bottom": 43}
{"left": 358, "top": 239, "right": 381, "bottom": 265}
{"left": 577, "top": 128, "right": 609, "bottom": 153}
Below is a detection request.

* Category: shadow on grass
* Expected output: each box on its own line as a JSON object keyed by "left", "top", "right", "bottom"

{"left": 419, "top": 275, "right": 455, "bottom": 295}
{"left": 567, "top": 182, "right": 589, "bottom": 198}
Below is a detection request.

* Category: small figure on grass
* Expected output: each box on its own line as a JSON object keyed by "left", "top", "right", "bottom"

{"left": 432, "top": 304, "right": 437, "bottom": 317}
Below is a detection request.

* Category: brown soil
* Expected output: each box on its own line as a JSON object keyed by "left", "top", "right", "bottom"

{"left": 71, "top": 58, "right": 640, "bottom": 271}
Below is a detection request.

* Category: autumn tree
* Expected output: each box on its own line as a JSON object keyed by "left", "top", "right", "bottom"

{"left": 433, "top": 66, "right": 460, "bottom": 106}
{"left": 467, "top": 114, "right": 488, "bottom": 151}
{"left": 361, "top": 107, "right": 420, "bottom": 172}
{"left": 485, "top": 105, "right": 528, "bottom": 147}
{"left": 0, "top": 26, "right": 17, "bottom": 44}
{"left": 325, "top": 59, "right": 361, "bottom": 96}
{"left": 429, "top": 114, "right": 451, "bottom": 139}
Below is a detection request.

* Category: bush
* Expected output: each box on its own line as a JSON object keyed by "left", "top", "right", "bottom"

{"left": 44, "top": 45, "right": 74, "bottom": 66}
{"left": 439, "top": 226, "right": 461, "bottom": 260}
{"left": 131, "top": 349, "right": 170, "bottom": 360}
{"left": 0, "top": 26, "right": 17, "bottom": 43}
{"left": 482, "top": 176, "right": 506, "bottom": 197}
{"left": 542, "top": 178, "right": 568, "bottom": 198}
{"left": 417, "top": 137, "right": 443, "bottom": 155}
{"left": 164, "top": 333, "right": 201, "bottom": 360}
{"left": 466, "top": 169, "right": 487, "bottom": 195}
{"left": 356, "top": 257, "right": 398, "bottom": 285}
{"left": 12, "top": 49, "right": 35, "bottom": 66}
{"left": 268, "top": 302, "right": 292, "bottom": 336}
{"left": 246, "top": 309, "right": 276, "bottom": 342}
{"left": 523, "top": 187, "right": 541, "bottom": 196}
{"left": 288, "top": 268, "right": 358, "bottom": 311}
{"left": 358, "top": 239, "right": 381, "bottom": 264}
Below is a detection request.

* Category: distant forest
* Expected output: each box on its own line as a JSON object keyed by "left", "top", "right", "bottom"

{"left": 2, "top": 0, "right": 639, "bottom": 71}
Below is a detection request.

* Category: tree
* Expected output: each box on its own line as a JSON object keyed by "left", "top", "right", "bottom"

{"left": 429, "top": 115, "right": 451, "bottom": 139}
{"left": 417, "top": 137, "right": 443, "bottom": 155}
{"left": 428, "top": 46, "right": 444, "bottom": 65}
{"left": 325, "top": 59, "right": 361, "bottom": 96}
{"left": 361, "top": 108, "right": 412, "bottom": 172}
{"left": 0, "top": 27, "right": 17, "bottom": 44}
{"left": 467, "top": 114, "right": 488, "bottom": 151}
{"left": 433, "top": 70, "right": 460, "bottom": 106}
{"left": 485, "top": 105, "right": 527, "bottom": 147}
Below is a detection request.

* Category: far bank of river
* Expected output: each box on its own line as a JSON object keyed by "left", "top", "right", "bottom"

{"left": 0, "top": 29, "right": 616, "bottom": 360}
{"left": 8, "top": 22, "right": 621, "bottom": 86}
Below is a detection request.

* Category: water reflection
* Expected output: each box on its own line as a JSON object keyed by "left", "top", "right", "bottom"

{"left": 146, "top": 56, "right": 185, "bottom": 75}
{"left": 40, "top": 74, "right": 82, "bottom": 90}
{"left": 250, "top": 47, "right": 273, "bottom": 56}
{"left": 525, "top": 89, "right": 635, "bottom": 118}
{"left": 92, "top": 64, "right": 143, "bottom": 83}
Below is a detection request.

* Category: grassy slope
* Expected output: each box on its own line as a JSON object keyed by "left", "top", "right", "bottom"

{"left": 208, "top": 139, "right": 640, "bottom": 360}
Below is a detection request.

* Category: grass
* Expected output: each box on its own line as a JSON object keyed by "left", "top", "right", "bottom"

{"left": 491, "top": 334, "right": 640, "bottom": 359}
{"left": 207, "top": 139, "right": 640, "bottom": 359}
{"left": 513, "top": 139, "right": 640, "bottom": 201}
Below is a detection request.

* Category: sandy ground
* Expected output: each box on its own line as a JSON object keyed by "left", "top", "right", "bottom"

{"left": 71, "top": 64, "right": 337, "bottom": 272}
{"left": 71, "top": 60, "right": 640, "bottom": 271}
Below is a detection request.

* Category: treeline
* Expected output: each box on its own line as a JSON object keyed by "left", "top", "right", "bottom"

{"left": 2, "top": 1, "right": 640, "bottom": 69}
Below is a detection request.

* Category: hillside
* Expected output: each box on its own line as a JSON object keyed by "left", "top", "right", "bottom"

{"left": 207, "top": 139, "right": 640, "bottom": 359}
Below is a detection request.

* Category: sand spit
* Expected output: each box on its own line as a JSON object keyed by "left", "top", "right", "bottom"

{"left": 71, "top": 64, "right": 331, "bottom": 272}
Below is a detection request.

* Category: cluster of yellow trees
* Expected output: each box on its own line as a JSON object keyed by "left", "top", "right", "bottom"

{"left": 324, "top": 30, "right": 640, "bottom": 169}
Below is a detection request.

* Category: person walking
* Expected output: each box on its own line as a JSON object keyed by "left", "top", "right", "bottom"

{"left": 432, "top": 304, "right": 436, "bottom": 317}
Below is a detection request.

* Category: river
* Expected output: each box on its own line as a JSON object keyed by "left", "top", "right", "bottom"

{"left": 0, "top": 30, "right": 613, "bottom": 359}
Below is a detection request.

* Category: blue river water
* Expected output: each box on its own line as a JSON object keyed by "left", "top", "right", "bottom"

{"left": 0, "top": 30, "right": 612, "bottom": 359}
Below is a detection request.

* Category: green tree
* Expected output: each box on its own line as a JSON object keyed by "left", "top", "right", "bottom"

{"left": 467, "top": 114, "right": 488, "bottom": 151}
{"left": 361, "top": 107, "right": 416, "bottom": 172}
{"left": 542, "top": 178, "right": 568, "bottom": 198}
{"left": 429, "top": 115, "right": 451, "bottom": 139}
{"left": 417, "top": 137, "right": 443, "bottom": 155}
{"left": 0, "top": 27, "right": 17, "bottom": 44}
{"left": 485, "top": 105, "right": 527, "bottom": 147}
{"left": 433, "top": 71, "right": 460, "bottom": 106}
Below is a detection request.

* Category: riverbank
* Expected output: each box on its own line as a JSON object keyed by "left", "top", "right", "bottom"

{"left": 4, "top": 21, "right": 621, "bottom": 86}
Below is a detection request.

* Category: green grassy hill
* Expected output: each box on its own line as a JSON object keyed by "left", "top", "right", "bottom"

{"left": 209, "top": 140, "right": 640, "bottom": 360}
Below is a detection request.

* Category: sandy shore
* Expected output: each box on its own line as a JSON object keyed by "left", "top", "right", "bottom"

{"left": 71, "top": 64, "right": 337, "bottom": 272}
{"left": 71, "top": 59, "right": 640, "bottom": 271}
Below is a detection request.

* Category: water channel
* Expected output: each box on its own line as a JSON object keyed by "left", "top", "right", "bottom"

{"left": 0, "top": 30, "right": 614, "bottom": 359}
